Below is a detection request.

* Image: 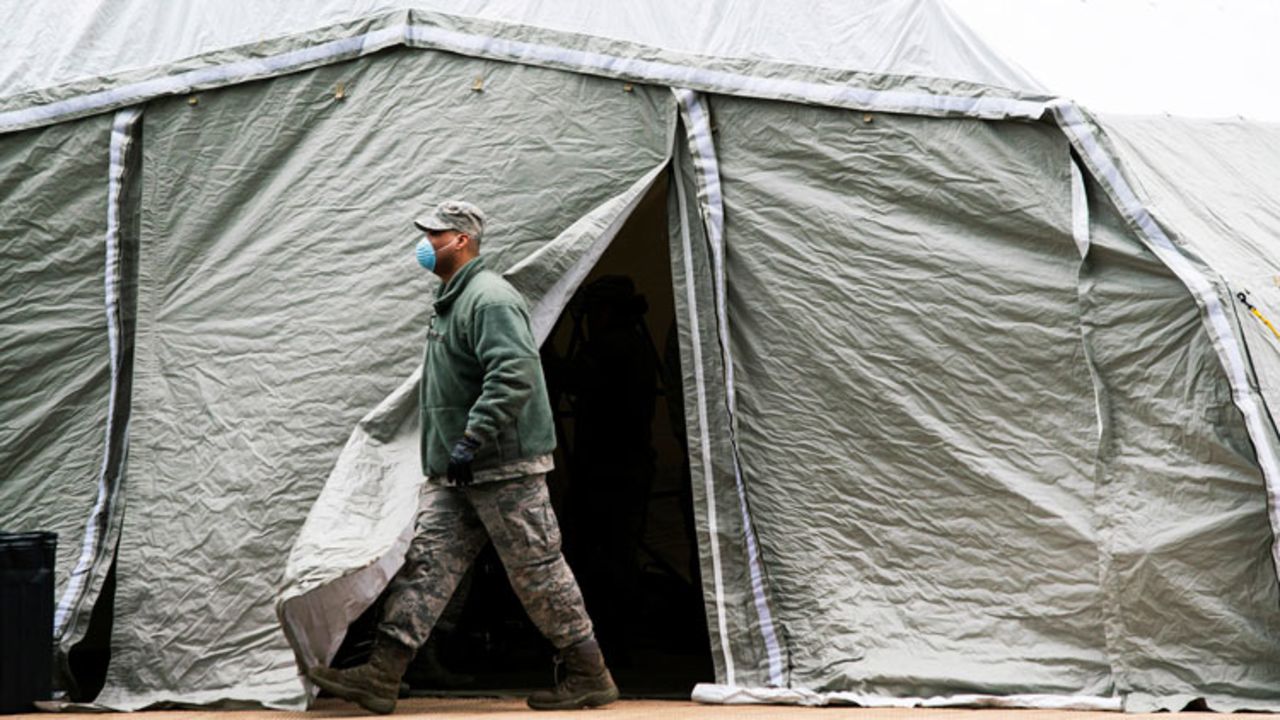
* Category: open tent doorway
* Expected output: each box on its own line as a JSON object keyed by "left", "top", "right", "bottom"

{"left": 332, "top": 170, "right": 713, "bottom": 699}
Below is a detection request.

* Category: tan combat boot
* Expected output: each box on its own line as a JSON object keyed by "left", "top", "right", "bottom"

{"left": 527, "top": 636, "right": 620, "bottom": 711}
{"left": 307, "top": 638, "right": 415, "bottom": 715}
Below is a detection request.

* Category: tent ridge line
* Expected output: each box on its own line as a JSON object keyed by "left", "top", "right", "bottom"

{"left": 0, "top": 11, "right": 1053, "bottom": 136}
{"left": 1049, "top": 98, "right": 1280, "bottom": 581}
{"left": 401, "top": 21, "right": 1048, "bottom": 121}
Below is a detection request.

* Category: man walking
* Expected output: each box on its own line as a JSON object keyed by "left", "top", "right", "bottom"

{"left": 308, "top": 200, "right": 618, "bottom": 714}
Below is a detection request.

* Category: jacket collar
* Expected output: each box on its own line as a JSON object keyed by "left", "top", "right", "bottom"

{"left": 433, "top": 256, "right": 486, "bottom": 313}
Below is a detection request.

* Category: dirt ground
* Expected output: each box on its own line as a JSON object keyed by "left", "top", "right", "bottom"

{"left": 12, "top": 698, "right": 1279, "bottom": 720}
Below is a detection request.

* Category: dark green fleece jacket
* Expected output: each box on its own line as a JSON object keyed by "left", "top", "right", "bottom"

{"left": 419, "top": 256, "right": 556, "bottom": 478}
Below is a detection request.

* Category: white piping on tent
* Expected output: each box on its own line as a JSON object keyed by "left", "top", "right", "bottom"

{"left": 0, "top": 14, "right": 1051, "bottom": 136}
{"left": 692, "top": 683, "right": 1122, "bottom": 711}
{"left": 1049, "top": 99, "right": 1280, "bottom": 577}
{"left": 402, "top": 24, "right": 1046, "bottom": 121}
{"left": 674, "top": 88, "right": 785, "bottom": 687}
{"left": 674, "top": 150, "right": 736, "bottom": 686}
{"left": 54, "top": 106, "right": 141, "bottom": 637}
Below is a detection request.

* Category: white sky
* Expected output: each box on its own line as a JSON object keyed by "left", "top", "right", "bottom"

{"left": 944, "top": 0, "right": 1280, "bottom": 121}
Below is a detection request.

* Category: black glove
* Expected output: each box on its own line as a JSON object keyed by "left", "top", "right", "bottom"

{"left": 448, "top": 433, "right": 483, "bottom": 486}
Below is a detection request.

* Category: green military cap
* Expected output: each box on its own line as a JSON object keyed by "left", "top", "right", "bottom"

{"left": 413, "top": 200, "right": 486, "bottom": 240}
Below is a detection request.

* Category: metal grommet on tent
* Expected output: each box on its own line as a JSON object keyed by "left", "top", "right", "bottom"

{"left": 471, "top": 76, "right": 484, "bottom": 92}
{"left": 862, "top": 113, "right": 873, "bottom": 123}
{"left": 187, "top": 95, "right": 199, "bottom": 107}
{"left": 623, "top": 83, "right": 634, "bottom": 93}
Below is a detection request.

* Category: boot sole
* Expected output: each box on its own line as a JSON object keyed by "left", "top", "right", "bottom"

{"left": 527, "top": 686, "right": 620, "bottom": 711}
{"left": 307, "top": 669, "right": 397, "bottom": 715}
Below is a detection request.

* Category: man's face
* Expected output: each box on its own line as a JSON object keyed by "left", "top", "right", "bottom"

{"left": 426, "top": 229, "right": 468, "bottom": 273}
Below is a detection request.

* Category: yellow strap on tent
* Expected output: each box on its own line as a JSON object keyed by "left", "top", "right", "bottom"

{"left": 1237, "top": 292, "right": 1280, "bottom": 342}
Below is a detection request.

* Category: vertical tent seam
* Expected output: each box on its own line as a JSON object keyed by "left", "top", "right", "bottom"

{"left": 54, "top": 106, "right": 142, "bottom": 638}
{"left": 674, "top": 145, "right": 736, "bottom": 686}
{"left": 1051, "top": 98, "right": 1280, "bottom": 580}
{"left": 1068, "top": 152, "right": 1127, "bottom": 699}
{"left": 674, "top": 88, "right": 786, "bottom": 687}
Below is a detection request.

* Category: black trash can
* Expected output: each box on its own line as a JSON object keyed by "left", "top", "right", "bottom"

{"left": 0, "top": 531, "right": 56, "bottom": 714}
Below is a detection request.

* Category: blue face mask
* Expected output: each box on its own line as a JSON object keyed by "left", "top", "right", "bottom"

{"left": 415, "top": 236, "right": 436, "bottom": 271}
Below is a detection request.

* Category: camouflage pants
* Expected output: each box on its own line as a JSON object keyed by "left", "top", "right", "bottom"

{"left": 377, "top": 474, "right": 594, "bottom": 651}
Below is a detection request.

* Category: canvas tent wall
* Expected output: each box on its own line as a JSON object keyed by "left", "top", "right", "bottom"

{"left": 1, "top": 0, "right": 1278, "bottom": 714}
{"left": 0, "top": 114, "right": 130, "bottom": 698}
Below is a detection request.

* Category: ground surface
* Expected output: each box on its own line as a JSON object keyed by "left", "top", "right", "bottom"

{"left": 13, "top": 699, "right": 1280, "bottom": 720}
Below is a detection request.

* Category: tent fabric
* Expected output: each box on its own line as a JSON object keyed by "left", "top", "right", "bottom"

{"left": 1077, "top": 170, "right": 1280, "bottom": 712}
{"left": 1, "top": 0, "right": 1043, "bottom": 121}
{"left": 677, "top": 95, "right": 1280, "bottom": 709}
{"left": 709, "top": 95, "right": 1112, "bottom": 696}
{"left": 277, "top": 367, "right": 423, "bottom": 692}
{"left": 1052, "top": 106, "right": 1280, "bottom": 576}
{"left": 3, "top": 0, "right": 1279, "bottom": 714}
{"left": 93, "top": 47, "right": 675, "bottom": 710}
{"left": 666, "top": 114, "right": 787, "bottom": 689}
{"left": 677, "top": 89, "right": 790, "bottom": 687}
{"left": 0, "top": 116, "right": 108, "bottom": 601}
{"left": 1092, "top": 117, "right": 1280, "bottom": 537}
{"left": 0, "top": 111, "right": 133, "bottom": 683}
{"left": 0, "top": 8, "right": 1051, "bottom": 136}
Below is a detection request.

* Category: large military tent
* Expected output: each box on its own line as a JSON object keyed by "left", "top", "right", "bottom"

{"left": 2, "top": 0, "right": 1278, "bottom": 713}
